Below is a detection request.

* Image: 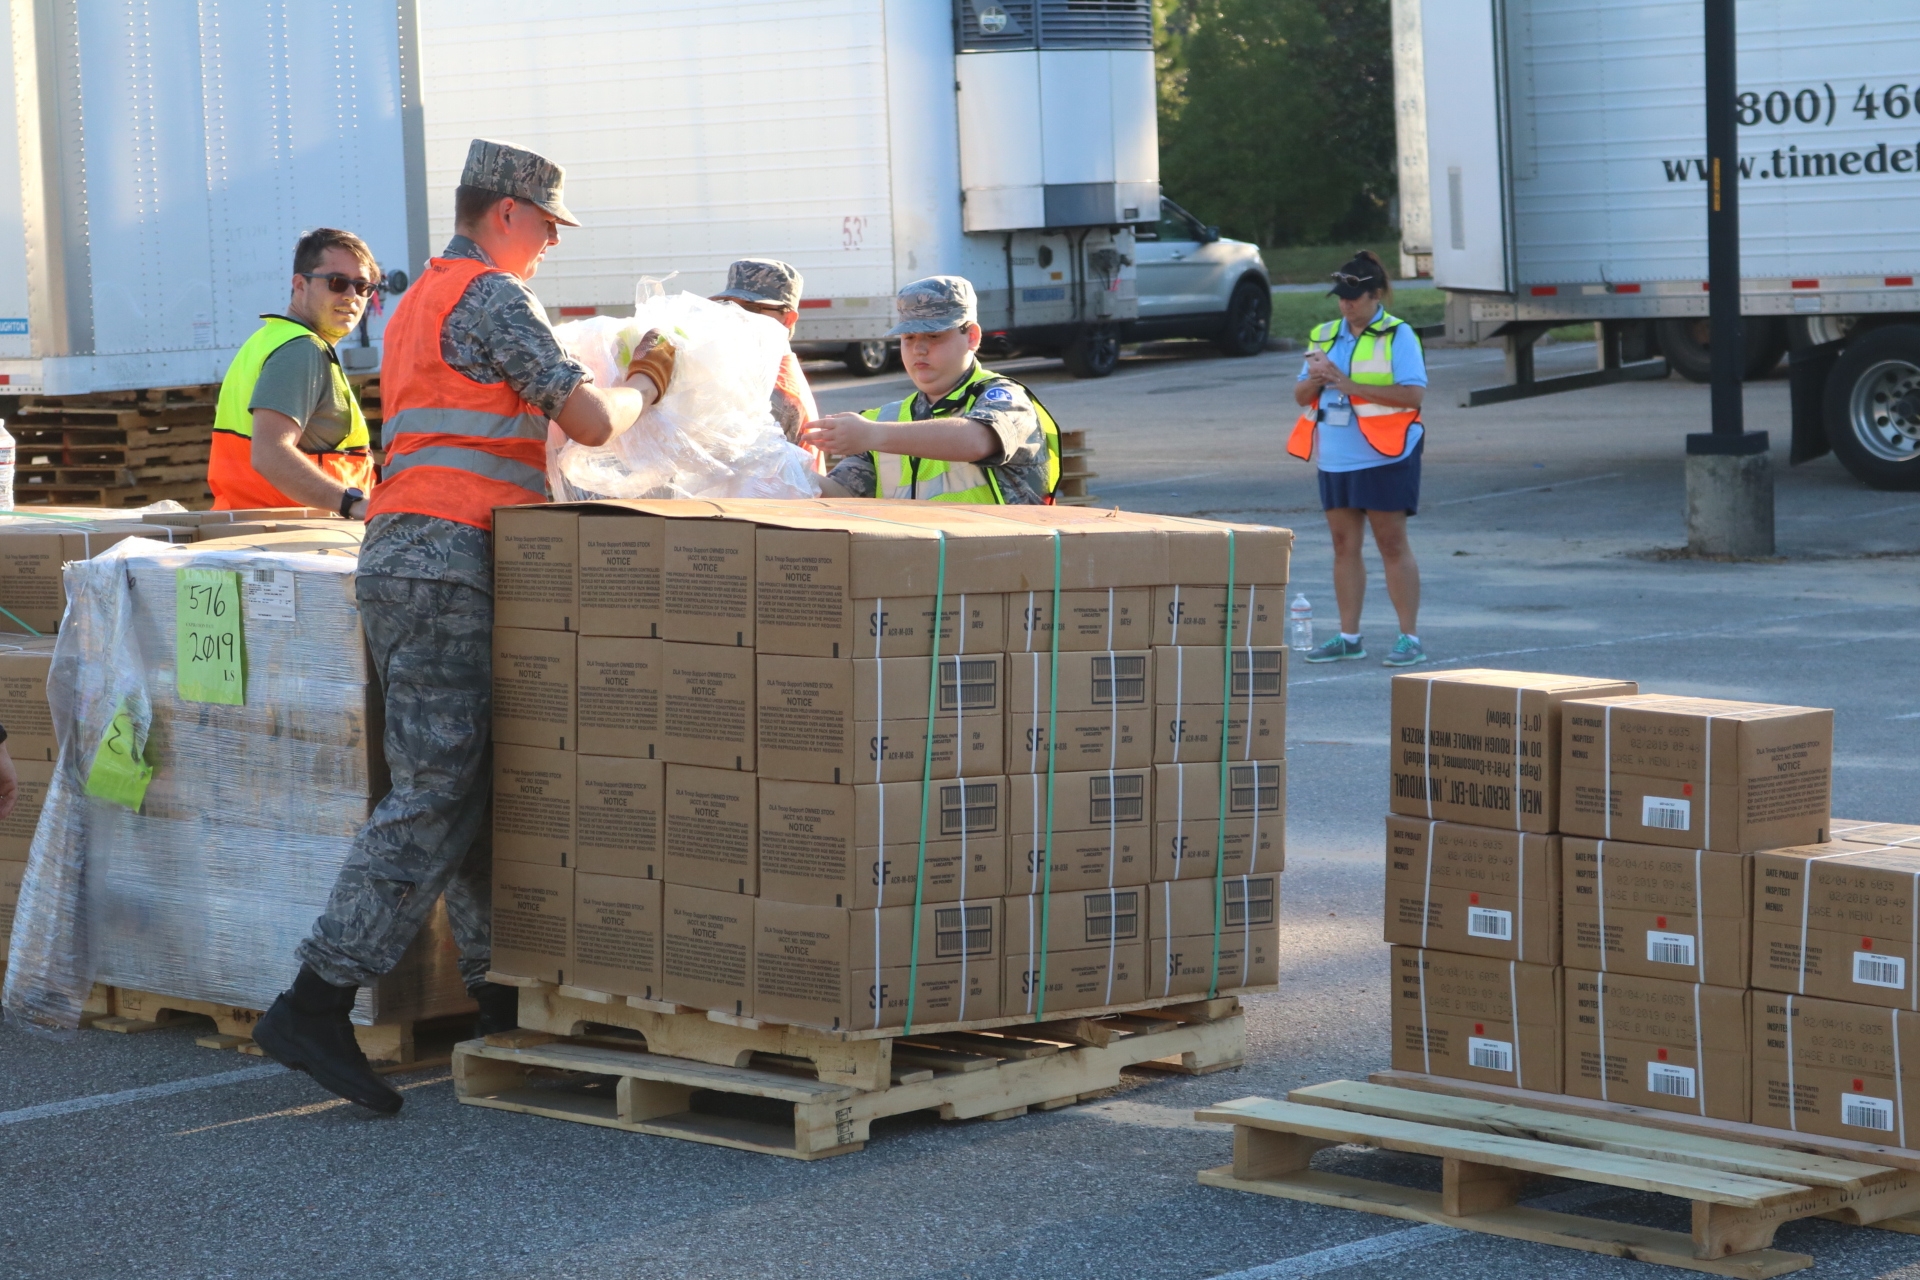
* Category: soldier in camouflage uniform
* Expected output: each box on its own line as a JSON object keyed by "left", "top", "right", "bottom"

{"left": 805, "top": 276, "right": 1057, "bottom": 503}
{"left": 254, "top": 140, "right": 676, "bottom": 1114}
{"left": 711, "top": 258, "right": 823, "bottom": 470}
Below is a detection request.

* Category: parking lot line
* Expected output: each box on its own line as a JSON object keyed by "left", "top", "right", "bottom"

{"left": 0, "top": 1064, "right": 285, "bottom": 1127}
{"left": 1429, "top": 472, "right": 1625, "bottom": 507}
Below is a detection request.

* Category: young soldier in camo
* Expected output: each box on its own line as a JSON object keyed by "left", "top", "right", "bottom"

{"left": 252, "top": 139, "right": 678, "bottom": 1114}
{"left": 804, "top": 276, "right": 1059, "bottom": 503}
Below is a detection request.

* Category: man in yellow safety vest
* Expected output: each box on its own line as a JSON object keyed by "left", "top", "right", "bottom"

{"left": 207, "top": 227, "right": 382, "bottom": 516}
{"left": 803, "top": 276, "right": 1059, "bottom": 503}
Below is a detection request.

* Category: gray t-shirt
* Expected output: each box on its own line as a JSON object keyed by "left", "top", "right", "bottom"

{"left": 248, "top": 325, "right": 358, "bottom": 453}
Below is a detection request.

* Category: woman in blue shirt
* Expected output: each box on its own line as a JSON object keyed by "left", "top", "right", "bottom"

{"left": 1292, "top": 251, "right": 1430, "bottom": 667}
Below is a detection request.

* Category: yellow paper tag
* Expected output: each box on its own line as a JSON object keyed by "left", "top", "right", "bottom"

{"left": 177, "top": 568, "right": 245, "bottom": 705}
{"left": 85, "top": 701, "right": 154, "bottom": 811}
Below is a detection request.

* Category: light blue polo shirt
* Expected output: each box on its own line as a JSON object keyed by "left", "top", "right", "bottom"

{"left": 1295, "top": 308, "right": 1427, "bottom": 472}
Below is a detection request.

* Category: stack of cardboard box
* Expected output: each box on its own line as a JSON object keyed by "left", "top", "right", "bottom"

{"left": 489, "top": 500, "right": 1290, "bottom": 1034}
{"left": 0, "top": 637, "right": 55, "bottom": 965}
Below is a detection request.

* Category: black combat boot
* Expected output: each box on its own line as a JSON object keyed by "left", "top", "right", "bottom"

{"left": 253, "top": 966, "right": 404, "bottom": 1115}
{"left": 469, "top": 982, "right": 520, "bottom": 1037}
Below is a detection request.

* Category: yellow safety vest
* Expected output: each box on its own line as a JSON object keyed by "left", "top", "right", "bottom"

{"left": 858, "top": 362, "right": 1062, "bottom": 502}
{"left": 1286, "top": 311, "right": 1420, "bottom": 461}
{"left": 212, "top": 315, "right": 370, "bottom": 452}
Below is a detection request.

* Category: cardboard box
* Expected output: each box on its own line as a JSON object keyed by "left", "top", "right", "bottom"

{"left": 663, "top": 764, "right": 758, "bottom": 894}
{"left": 492, "top": 627, "right": 577, "bottom": 750}
{"left": 1008, "top": 827, "right": 1152, "bottom": 895}
{"left": 1004, "top": 886, "right": 1145, "bottom": 958}
{"left": 576, "top": 636, "right": 662, "bottom": 759}
{"left": 0, "top": 858, "right": 22, "bottom": 948}
{"left": 1005, "top": 588, "right": 1152, "bottom": 652}
{"left": 1005, "top": 767, "right": 1153, "bottom": 893}
{"left": 492, "top": 860, "right": 574, "bottom": 984}
{"left": 756, "top": 652, "right": 1005, "bottom": 783}
{"left": 576, "top": 755, "right": 664, "bottom": 879}
{"left": 579, "top": 511, "right": 663, "bottom": 637}
{"left": 1151, "top": 702, "right": 1287, "bottom": 765}
{"left": 1149, "top": 584, "right": 1289, "bottom": 647}
{"left": 143, "top": 508, "right": 324, "bottom": 525}
{"left": 1004, "top": 941, "right": 1147, "bottom": 1015}
{"left": 1007, "top": 709, "right": 1153, "bottom": 774}
{"left": 1153, "top": 645, "right": 1287, "bottom": 708}
{"left": 1564, "top": 837, "right": 1749, "bottom": 986}
{"left": 571, "top": 873, "right": 664, "bottom": 1000}
{"left": 1751, "top": 992, "right": 1920, "bottom": 1142}
{"left": 663, "top": 518, "right": 756, "bottom": 647}
{"left": 1384, "top": 818, "right": 1559, "bottom": 965}
{"left": 1829, "top": 819, "right": 1920, "bottom": 847}
{"left": 848, "top": 595, "right": 1007, "bottom": 660}
{"left": 0, "top": 639, "right": 56, "bottom": 760}
{"left": 662, "top": 884, "right": 756, "bottom": 1017}
{"left": 1560, "top": 695, "right": 1833, "bottom": 852}
{"left": 1751, "top": 839, "right": 1920, "bottom": 1008}
{"left": 1008, "top": 649, "right": 1152, "bottom": 715}
{"left": 1146, "top": 877, "right": 1281, "bottom": 996}
{"left": 752, "top": 897, "right": 1002, "bottom": 1030}
{"left": 1007, "top": 767, "right": 1153, "bottom": 834}
{"left": 493, "top": 507, "right": 579, "bottom": 631}
{"left": 493, "top": 744, "right": 576, "bottom": 867}
{"left": 1389, "top": 946, "right": 1563, "bottom": 1093}
{"left": 0, "top": 759, "right": 53, "bottom": 859}
{"left": 835, "top": 502, "right": 1169, "bottom": 588}
{"left": 659, "top": 641, "right": 755, "bottom": 770}
{"left": 1392, "top": 670, "right": 1639, "bottom": 833}
{"left": 757, "top": 776, "right": 1007, "bottom": 908}
{"left": 1564, "top": 969, "right": 1749, "bottom": 1121}
{"left": 1152, "top": 762, "right": 1285, "bottom": 880}
{"left": 0, "top": 524, "right": 182, "bottom": 632}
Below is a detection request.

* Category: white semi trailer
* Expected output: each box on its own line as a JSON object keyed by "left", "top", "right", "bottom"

{"left": 1407, "top": 0, "right": 1920, "bottom": 488}
{"left": 0, "top": 0, "right": 1159, "bottom": 408}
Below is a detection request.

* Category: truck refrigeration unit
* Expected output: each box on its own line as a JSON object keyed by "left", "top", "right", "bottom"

{"left": 0, "top": 0, "right": 1163, "bottom": 417}
{"left": 1409, "top": 0, "right": 1920, "bottom": 489}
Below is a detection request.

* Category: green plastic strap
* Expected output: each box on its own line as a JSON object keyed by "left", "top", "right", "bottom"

{"left": 0, "top": 605, "right": 42, "bottom": 637}
{"left": 1210, "top": 530, "right": 1237, "bottom": 998}
{"left": 1035, "top": 529, "right": 1063, "bottom": 1019}
{"left": 903, "top": 530, "right": 948, "bottom": 1035}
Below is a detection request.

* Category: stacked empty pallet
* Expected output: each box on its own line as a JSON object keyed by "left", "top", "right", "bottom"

{"left": 487, "top": 500, "right": 1290, "bottom": 1036}
{"left": 6, "top": 388, "right": 221, "bottom": 509}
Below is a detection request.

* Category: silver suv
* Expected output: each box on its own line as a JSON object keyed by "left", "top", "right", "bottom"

{"left": 1129, "top": 197, "right": 1271, "bottom": 358}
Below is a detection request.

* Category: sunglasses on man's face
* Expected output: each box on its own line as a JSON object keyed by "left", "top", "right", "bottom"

{"left": 301, "top": 272, "right": 377, "bottom": 297}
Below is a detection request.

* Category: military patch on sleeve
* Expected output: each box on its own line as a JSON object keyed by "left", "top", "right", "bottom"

{"left": 980, "top": 385, "right": 1016, "bottom": 406}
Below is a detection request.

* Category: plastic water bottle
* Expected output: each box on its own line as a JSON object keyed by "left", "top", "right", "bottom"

{"left": 1288, "top": 593, "right": 1313, "bottom": 652}
{"left": 0, "top": 420, "right": 15, "bottom": 513}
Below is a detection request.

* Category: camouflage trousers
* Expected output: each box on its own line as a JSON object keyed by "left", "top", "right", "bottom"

{"left": 297, "top": 575, "right": 494, "bottom": 990}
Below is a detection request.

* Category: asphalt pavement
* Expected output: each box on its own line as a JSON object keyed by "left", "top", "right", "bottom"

{"left": 5, "top": 337, "right": 1920, "bottom": 1280}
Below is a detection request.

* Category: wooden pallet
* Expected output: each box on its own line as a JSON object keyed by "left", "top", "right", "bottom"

{"left": 17, "top": 439, "right": 212, "bottom": 469}
{"left": 1197, "top": 1079, "right": 1920, "bottom": 1277}
{"left": 1053, "top": 428, "right": 1097, "bottom": 505}
{"left": 89, "top": 986, "right": 464, "bottom": 1065}
{"left": 454, "top": 997, "right": 1245, "bottom": 1158}
{"left": 15, "top": 479, "right": 212, "bottom": 509}
{"left": 494, "top": 975, "right": 1266, "bottom": 1091}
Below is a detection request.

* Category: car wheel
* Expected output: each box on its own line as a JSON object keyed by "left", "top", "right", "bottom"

{"left": 1062, "top": 326, "right": 1120, "bottom": 378}
{"left": 842, "top": 340, "right": 891, "bottom": 376}
{"left": 1215, "top": 277, "right": 1272, "bottom": 357}
{"left": 1824, "top": 324, "right": 1920, "bottom": 490}
{"left": 1653, "top": 316, "right": 1786, "bottom": 383}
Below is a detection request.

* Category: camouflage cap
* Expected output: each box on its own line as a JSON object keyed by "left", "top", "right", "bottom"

{"left": 460, "top": 138, "right": 580, "bottom": 227}
{"left": 712, "top": 259, "right": 804, "bottom": 312}
{"left": 885, "top": 275, "right": 977, "bottom": 337}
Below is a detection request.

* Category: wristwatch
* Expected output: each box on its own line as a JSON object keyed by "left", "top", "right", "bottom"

{"left": 339, "top": 486, "right": 366, "bottom": 519}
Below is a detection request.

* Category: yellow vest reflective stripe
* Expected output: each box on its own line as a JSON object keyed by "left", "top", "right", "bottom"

{"left": 858, "top": 363, "right": 1061, "bottom": 502}
{"left": 213, "top": 316, "right": 371, "bottom": 452}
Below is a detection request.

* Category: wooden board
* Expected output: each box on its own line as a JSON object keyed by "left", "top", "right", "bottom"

{"left": 454, "top": 1009, "right": 1245, "bottom": 1159}
{"left": 93, "top": 986, "right": 460, "bottom": 1065}
{"left": 1373, "top": 1069, "right": 1920, "bottom": 1177}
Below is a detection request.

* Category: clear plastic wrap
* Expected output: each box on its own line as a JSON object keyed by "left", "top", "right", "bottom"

{"left": 3, "top": 537, "right": 469, "bottom": 1031}
{"left": 550, "top": 282, "right": 822, "bottom": 501}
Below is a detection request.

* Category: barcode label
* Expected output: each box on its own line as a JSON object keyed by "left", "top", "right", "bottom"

{"left": 1853, "top": 951, "right": 1907, "bottom": 990}
{"left": 242, "top": 567, "right": 297, "bottom": 621}
{"left": 1641, "top": 796, "right": 1691, "bottom": 831}
{"left": 1466, "top": 907, "right": 1513, "bottom": 941}
{"left": 1467, "top": 1035, "right": 1513, "bottom": 1073}
{"left": 1842, "top": 1091, "right": 1896, "bottom": 1133}
{"left": 1646, "top": 930, "right": 1697, "bottom": 967}
{"left": 1647, "top": 1062, "right": 1697, "bottom": 1099}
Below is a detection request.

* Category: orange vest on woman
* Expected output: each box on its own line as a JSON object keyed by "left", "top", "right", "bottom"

{"left": 364, "top": 256, "right": 549, "bottom": 531}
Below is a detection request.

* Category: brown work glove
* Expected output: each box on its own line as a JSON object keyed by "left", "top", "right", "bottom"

{"left": 626, "top": 328, "right": 677, "bottom": 399}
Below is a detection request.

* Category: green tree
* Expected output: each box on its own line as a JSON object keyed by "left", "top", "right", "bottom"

{"left": 1157, "top": 0, "right": 1396, "bottom": 248}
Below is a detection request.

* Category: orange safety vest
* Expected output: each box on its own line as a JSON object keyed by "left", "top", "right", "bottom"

{"left": 208, "top": 434, "right": 374, "bottom": 511}
{"left": 1286, "top": 313, "right": 1421, "bottom": 462}
{"left": 364, "top": 256, "right": 549, "bottom": 531}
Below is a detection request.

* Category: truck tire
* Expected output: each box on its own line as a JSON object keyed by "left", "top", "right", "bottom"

{"left": 1654, "top": 316, "right": 1787, "bottom": 383}
{"left": 1062, "top": 326, "right": 1120, "bottom": 378}
{"left": 1214, "top": 277, "right": 1272, "bottom": 356}
{"left": 1823, "top": 324, "right": 1920, "bottom": 490}
{"left": 842, "top": 340, "right": 891, "bottom": 376}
